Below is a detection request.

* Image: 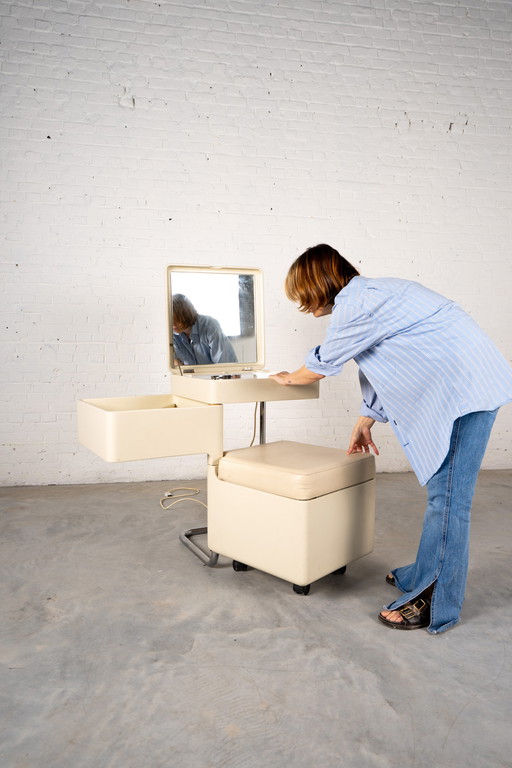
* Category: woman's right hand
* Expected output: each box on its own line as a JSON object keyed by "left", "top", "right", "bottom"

{"left": 269, "top": 371, "right": 291, "bottom": 385}
{"left": 347, "top": 416, "right": 379, "bottom": 455}
{"left": 269, "top": 366, "right": 324, "bottom": 386}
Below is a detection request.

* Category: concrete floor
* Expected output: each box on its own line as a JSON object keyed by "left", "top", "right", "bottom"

{"left": 1, "top": 470, "right": 511, "bottom": 768}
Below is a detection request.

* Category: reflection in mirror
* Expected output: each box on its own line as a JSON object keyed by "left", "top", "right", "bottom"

{"left": 168, "top": 269, "right": 259, "bottom": 370}
{"left": 172, "top": 293, "right": 238, "bottom": 365}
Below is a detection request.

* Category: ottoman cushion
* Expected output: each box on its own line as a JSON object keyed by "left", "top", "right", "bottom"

{"left": 217, "top": 440, "right": 375, "bottom": 500}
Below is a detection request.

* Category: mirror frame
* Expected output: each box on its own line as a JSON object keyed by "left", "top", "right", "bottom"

{"left": 166, "top": 265, "right": 265, "bottom": 375}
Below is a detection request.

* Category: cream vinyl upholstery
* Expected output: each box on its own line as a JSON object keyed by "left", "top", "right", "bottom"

{"left": 208, "top": 440, "right": 376, "bottom": 589}
{"left": 217, "top": 440, "right": 375, "bottom": 500}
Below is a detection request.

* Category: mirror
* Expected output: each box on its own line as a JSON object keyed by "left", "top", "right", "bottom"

{"left": 167, "top": 266, "right": 264, "bottom": 373}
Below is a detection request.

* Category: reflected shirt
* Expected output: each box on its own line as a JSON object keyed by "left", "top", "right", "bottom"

{"left": 173, "top": 314, "right": 237, "bottom": 366}
{"left": 305, "top": 276, "right": 512, "bottom": 485}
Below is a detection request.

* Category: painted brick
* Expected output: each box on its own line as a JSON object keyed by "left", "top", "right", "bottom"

{"left": 1, "top": 0, "right": 511, "bottom": 486}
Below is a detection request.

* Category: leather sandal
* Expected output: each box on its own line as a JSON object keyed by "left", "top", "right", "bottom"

{"left": 385, "top": 573, "right": 396, "bottom": 586}
{"left": 378, "top": 598, "right": 431, "bottom": 630}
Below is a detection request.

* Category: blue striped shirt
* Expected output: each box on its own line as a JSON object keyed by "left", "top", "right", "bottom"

{"left": 305, "top": 277, "right": 512, "bottom": 485}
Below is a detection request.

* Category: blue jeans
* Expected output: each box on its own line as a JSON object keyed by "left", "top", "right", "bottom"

{"left": 386, "top": 409, "right": 498, "bottom": 634}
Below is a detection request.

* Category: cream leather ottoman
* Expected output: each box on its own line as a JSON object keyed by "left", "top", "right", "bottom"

{"left": 207, "top": 441, "right": 375, "bottom": 594}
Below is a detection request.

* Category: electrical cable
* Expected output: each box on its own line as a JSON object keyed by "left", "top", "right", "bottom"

{"left": 249, "top": 402, "right": 258, "bottom": 447}
{"left": 159, "top": 486, "right": 207, "bottom": 511}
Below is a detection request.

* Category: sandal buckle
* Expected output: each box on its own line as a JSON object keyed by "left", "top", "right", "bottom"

{"left": 400, "top": 598, "right": 428, "bottom": 620}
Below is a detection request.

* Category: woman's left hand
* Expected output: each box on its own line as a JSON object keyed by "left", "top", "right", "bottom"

{"left": 347, "top": 416, "right": 379, "bottom": 455}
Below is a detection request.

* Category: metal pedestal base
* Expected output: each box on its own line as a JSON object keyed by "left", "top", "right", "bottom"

{"left": 179, "top": 526, "right": 219, "bottom": 567}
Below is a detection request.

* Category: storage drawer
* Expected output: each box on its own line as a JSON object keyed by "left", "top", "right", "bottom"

{"left": 77, "top": 394, "right": 223, "bottom": 463}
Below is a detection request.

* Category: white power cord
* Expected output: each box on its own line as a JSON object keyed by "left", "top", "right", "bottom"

{"left": 249, "top": 402, "right": 258, "bottom": 447}
{"left": 159, "top": 486, "right": 207, "bottom": 511}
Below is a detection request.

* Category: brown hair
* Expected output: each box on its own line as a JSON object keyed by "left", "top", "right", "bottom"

{"left": 173, "top": 294, "right": 198, "bottom": 330}
{"left": 285, "top": 244, "right": 360, "bottom": 313}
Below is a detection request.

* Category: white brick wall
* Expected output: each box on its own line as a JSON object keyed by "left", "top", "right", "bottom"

{"left": 1, "top": 0, "right": 511, "bottom": 486}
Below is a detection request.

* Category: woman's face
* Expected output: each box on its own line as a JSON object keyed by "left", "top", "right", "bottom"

{"left": 311, "top": 304, "right": 333, "bottom": 318}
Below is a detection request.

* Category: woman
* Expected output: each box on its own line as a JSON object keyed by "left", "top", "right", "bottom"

{"left": 270, "top": 244, "right": 512, "bottom": 634}
{"left": 172, "top": 294, "right": 237, "bottom": 366}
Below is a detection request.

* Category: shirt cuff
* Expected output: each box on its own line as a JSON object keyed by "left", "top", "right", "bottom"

{"left": 360, "top": 400, "right": 388, "bottom": 423}
{"left": 304, "top": 346, "right": 341, "bottom": 376}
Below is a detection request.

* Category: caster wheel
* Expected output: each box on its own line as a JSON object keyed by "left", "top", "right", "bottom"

{"left": 293, "top": 584, "right": 311, "bottom": 595}
{"left": 333, "top": 565, "right": 347, "bottom": 575}
{"left": 232, "top": 560, "right": 248, "bottom": 572}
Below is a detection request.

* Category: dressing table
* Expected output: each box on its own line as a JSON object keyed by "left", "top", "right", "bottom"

{"left": 77, "top": 265, "right": 374, "bottom": 594}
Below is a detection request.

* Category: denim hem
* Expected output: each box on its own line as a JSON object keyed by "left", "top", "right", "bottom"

{"left": 427, "top": 617, "right": 461, "bottom": 635}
